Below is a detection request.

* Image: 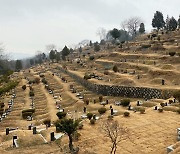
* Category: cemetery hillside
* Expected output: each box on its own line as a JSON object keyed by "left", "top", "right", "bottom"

{"left": 1, "top": 10, "right": 180, "bottom": 154}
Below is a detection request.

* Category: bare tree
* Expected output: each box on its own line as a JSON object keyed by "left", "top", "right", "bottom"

{"left": 121, "top": 17, "right": 142, "bottom": 37}
{"left": 102, "top": 120, "right": 128, "bottom": 154}
{"left": 45, "top": 44, "right": 56, "bottom": 53}
{"left": 96, "top": 27, "right": 107, "bottom": 41}
{"left": 74, "top": 40, "right": 90, "bottom": 49}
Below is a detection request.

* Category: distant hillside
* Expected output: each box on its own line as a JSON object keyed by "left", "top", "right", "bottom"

{"left": 10, "top": 52, "right": 34, "bottom": 60}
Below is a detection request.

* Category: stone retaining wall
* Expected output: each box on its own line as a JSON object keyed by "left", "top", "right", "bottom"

{"left": 57, "top": 67, "right": 172, "bottom": 99}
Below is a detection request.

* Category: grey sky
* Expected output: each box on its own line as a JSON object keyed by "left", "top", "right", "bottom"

{"left": 0, "top": 0, "right": 180, "bottom": 59}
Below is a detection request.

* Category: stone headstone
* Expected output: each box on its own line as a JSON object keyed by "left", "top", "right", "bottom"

{"left": 50, "top": 132, "right": 55, "bottom": 141}
{"left": 83, "top": 107, "right": 86, "bottom": 113}
{"left": 167, "top": 145, "right": 174, "bottom": 153}
{"left": 111, "top": 108, "right": 113, "bottom": 115}
{"left": 137, "top": 75, "right": 140, "bottom": 79}
{"left": 28, "top": 125, "right": 32, "bottom": 130}
{"left": 33, "top": 127, "right": 37, "bottom": 134}
{"left": 13, "top": 135, "right": 17, "bottom": 147}
{"left": 137, "top": 101, "right": 140, "bottom": 106}
{"left": 177, "top": 128, "right": 180, "bottom": 134}
{"left": 6, "top": 128, "right": 9, "bottom": 135}
{"left": 93, "top": 114, "right": 96, "bottom": 120}
{"left": 162, "top": 79, "right": 165, "bottom": 85}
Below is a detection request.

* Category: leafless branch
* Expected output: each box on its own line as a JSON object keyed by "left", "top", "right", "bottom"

{"left": 102, "top": 120, "right": 129, "bottom": 154}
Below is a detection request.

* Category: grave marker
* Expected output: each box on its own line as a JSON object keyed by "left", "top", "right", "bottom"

{"left": 6, "top": 128, "right": 9, "bottom": 135}
{"left": 50, "top": 132, "right": 55, "bottom": 141}
{"left": 111, "top": 108, "right": 114, "bottom": 115}
{"left": 162, "top": 79, "right": 165, "bottom": 85}
{"left": 13, "top": 135, "right": 18, "bottom": 147}
{"left": 33, "top": 127, "right": 37, "bottom": 134}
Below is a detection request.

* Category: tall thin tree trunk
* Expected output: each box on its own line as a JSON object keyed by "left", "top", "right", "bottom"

{"left": 114, "top": 145, "right": 117, "bottom": 154}
{"left": 110, "top": 143, "right": 115, "bottom": 154}
{"left": 68, "top": 135, "right": 74, "bottom": 152}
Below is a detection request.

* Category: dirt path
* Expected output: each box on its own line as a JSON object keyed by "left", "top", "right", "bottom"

{"left": 49, "top": 71, "right": 84, "bottom": 104}
{"left": 39, "top": 82, "right": 58, "bottom": 122}
{"left": 30, "top": 69, "right": 58, "bottom": 123}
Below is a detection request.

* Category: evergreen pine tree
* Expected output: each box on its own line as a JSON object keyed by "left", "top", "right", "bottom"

{"left": 139, "top": 23, "right": 145, "bottom": 34}
{"left": 152, "top": 11, "right": 165, "bottom": 30}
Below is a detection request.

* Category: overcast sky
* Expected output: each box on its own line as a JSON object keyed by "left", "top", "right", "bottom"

{"left": 0, "top": 0, "right": 180, "bottom": 59}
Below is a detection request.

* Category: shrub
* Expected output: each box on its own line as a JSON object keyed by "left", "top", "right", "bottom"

{"left": 173, "top": 91, "right": 180, "bottom": 102}
{"left": 140, "top": 108, "right": 145, "bottom": 114}
{"left": 99, "top": 96, "right": 103, "bottom": 102}
{"left": 124, "top": 111, "right": 130, "bottom": 117}
{"left": 22, "top": 108, "right": 35, "bottom": 119}
{"left": 22, "top": 112, "right": 33, "bottom": 119}
{"left": 121, "top": 99, "right": 130, "bottom": 107}
{"left": 158, "top": 108, "right": 163, "bottom": 112}
{"left": 160, "top": 102, "right": 165, "bottom": 107}
{"left": 22, "top": 108, "right": 35, "bottom": 114}
{"left": 61, "top": 77, "right": 66, "bottom": 81}
{"left": 151, "top": 44, "right": 165, "bottom": 51}
{"left": 42, "top": 78, "right": 47, "bottom": 84}
{"left": 141, "top": 44, "right": 151, "bottom": 49}
{"left": 94, "top": 43, "right": 100, "bottom": 52}
{"left": 0, "top": 80, "right": 18, "bottom": 95}
{"left": 108, "top": 115, "right": 113, "bottom": 120}
{"left": 84, "top": 99, "right": 89, "bottom": 105}
{"left": 22, "top": 85, "right": 26, "bottom": 90}
{"left": 90, "top": 119, "right": 95, "bottom": 125}
{"left": 34, "top": 77, "right": 40, "bottom": 84}
{"left": 39, "top": 74, "right": 45, "bottom": 78}
{"left": 113, "top": 65, "right": 118, "bottom": 72}
{"left": 169, "top": 52, "right": 176, "bottom": 56}
{"left": 151, "top": 33, "right": 157, "bottom": 38}
{"left": 78, "top": 123, "right": 83, "bottom": 129}
{"left": 169, "top": 100, "right": 173, "bottom": 104}
{"left": 0, "top": 103, "right": 5, "bottom": 108}
{"left": 56, "top": 112, "right": 67, "bottom": 119}
{"left": 98, "top": 107, "right": 107, "bottom": 114}
{"left": 89, "top": 56, "right": 95, "bottom": 60}
{"left": 62, "top": 65, "right": 67, "bottom": 69}
{"left": 104, "top": 71, "right": 109, "bottom": 75}
{"left": 177, "top": 109, "right": 180, "bottom": 114}
{"left": 87, "top": 113, "right": 93, "bottom": 120}
{"left": 100, "top": 39, "right": 106, "bottom": 45}
{"left": 84, "top": 74, "right": 91, "bottom": 80}
{"left": 43, "top": 119, "right": 51, "bottom": 127}
{"left": 29, "top": 80, "right": 35, "bottom": 84}
{"left": 0, "top": 108, "right": 4, "bottom": 112}
{"left": 29, "top": 91, "right": 34, "bottom": 97}
{"left": 29, "top": 86, "right": 33, "bottom": 91}
{"left": 0, "top": 110, "right": 3, "bottom": 116}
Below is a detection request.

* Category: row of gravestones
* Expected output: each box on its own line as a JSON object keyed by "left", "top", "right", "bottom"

{"left": 6, "top": 126, "right": 61, "bottom": 148}
{"left": 0, "top": 90, "right": 16, "bottom": 122}
{"left": 167, "top": 128, "right": 180, "bottom": 153}
{"left": 56, "top": 66, "right": 172, "bottom": 99}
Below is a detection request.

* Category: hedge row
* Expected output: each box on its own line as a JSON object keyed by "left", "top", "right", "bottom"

{"left": 0, "top": 80, "right": 19, "bottom": 95}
